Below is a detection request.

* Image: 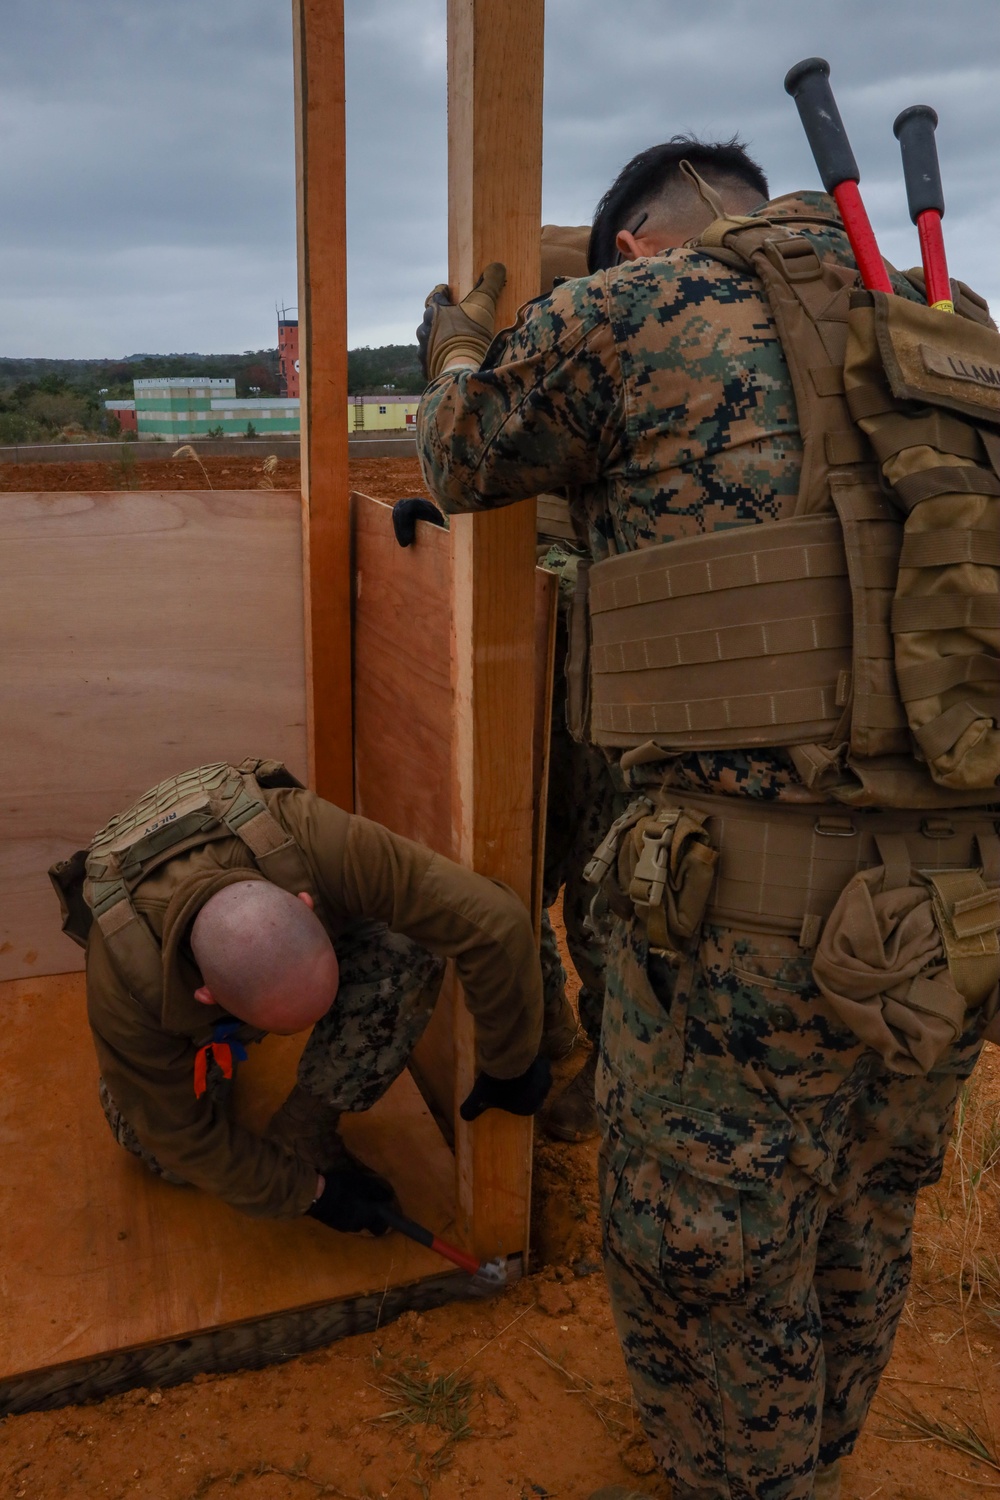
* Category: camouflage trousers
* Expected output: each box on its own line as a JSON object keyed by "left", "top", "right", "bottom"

{"left": 597, "top": 913, "right": 983, "bottom": 1500}
{"left": 100, "top": 922, "right": 446, "bottom": 1177}
{"left": 540, "top": 696, "right": 624, "bottom": 1047}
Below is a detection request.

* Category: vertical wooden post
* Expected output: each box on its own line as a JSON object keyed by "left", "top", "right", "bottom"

{"left": 293, "top": 0, "right": 353, "bottom": 808}
{"left": 447, "top": 0, "right": 545, "bottom": 1262}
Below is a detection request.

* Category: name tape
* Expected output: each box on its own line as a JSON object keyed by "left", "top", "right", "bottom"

{"left": 921, "top": 343, "right": 1000, "bottom": 392}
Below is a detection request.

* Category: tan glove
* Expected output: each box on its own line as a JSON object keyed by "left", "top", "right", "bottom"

{"left": 416, "top": 262, "right": 506, "bottom": 381}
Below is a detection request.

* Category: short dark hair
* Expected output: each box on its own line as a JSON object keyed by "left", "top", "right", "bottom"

{"left": 588, "top": 135, "right": 770, "bottom": 272}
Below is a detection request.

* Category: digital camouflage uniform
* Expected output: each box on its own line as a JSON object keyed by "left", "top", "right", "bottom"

{"left": 416, "top": 192, "right": 989, "bottom": 1499}
{"left": 101, "top": 921, "right": 445, "bottom": 1184}
{"left": 85, "top": 779, "right": 543, "bottom": 1218}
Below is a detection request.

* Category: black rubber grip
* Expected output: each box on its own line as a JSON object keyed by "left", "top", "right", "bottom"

{"left": 784, "top": 57, "right": 859, "bottom": 192}
{"left": 378, "top": 1206, "right": 433, "bottom": 1248}
{"left": 893, "top": 105, "right": 945, "bottom": 222}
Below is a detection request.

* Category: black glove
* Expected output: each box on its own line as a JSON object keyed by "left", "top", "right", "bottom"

{"left": 459, "top": 1055, "right": 552, "bottom": 1122}
{"left": 306, "top": 1167, "right": 397, "bottom": 1235}
{"left": 392, "top": 496, "right": 446, "bottom": 547}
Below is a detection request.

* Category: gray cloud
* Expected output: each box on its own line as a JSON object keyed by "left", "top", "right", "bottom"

{"left": 1, "top": 0, "right": 998, "bottom": 357}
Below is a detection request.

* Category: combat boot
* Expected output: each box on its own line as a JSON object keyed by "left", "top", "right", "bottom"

{"left": 813, "top": 1460, "right": 842, "bottom": 1499}
{"left": 541, "top": 990, "right": 580, "bottom": 1061}
{"left": 543, "top": 1048, "right": 599, "bottom": 1141}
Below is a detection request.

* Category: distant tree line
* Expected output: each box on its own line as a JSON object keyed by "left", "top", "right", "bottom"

{"left": 0, "top": 344, "right": 424, "bottom": 443}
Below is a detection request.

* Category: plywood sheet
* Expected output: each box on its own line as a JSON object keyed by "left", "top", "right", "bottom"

{"left": 0, "top": 972, "right": 457, "bottom": 1395}
{"left": 353, "top": 491, "right": 454, "bottom": 855}
{"left": 0, "top": 490, "right": 309, "bottom": 982}
{"left": 351, "top": 494, "right": 556, "bottom": 1146}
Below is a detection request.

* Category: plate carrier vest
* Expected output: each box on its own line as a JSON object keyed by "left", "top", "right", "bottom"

{"left": 582, "top": 204, "right": 1000, "bottom": 809}
{"left": 49, "top": 758, "right": 320, "bottom": 1010}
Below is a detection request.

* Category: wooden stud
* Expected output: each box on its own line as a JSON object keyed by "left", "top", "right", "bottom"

{"left": 293, "top": 0, "right": 353, "bottom": 807}
{"left": 446, "top": 0, "right": 545, "bottom": 1262}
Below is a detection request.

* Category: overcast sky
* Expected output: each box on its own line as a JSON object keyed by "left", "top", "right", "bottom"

{"left": 2, "top": 0, "right": 998, "bottom": 358}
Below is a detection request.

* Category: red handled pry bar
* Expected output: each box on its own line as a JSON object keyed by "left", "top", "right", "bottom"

{"left": 784, "top": 57, "right": 893, "bottom": 295}
{"left": 893, "top": 105, "right": 953, "bottom": 313}
{"left": 378, "top": 1205, "right": 508, "bottom": 1295}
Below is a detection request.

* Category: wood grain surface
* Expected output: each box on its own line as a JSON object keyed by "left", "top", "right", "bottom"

{"left": 351, "top": 494, "right": 556, "bottom": 1161}
{"left": 447, "top": 0, "right": 545, "bottom": 1263}
{"left": 0, "top": 972, "right": 456, "bottom": 1390}
{"left": 0, "top": 490, "right": 308, "bottom": 983}
{"left": 293, "top": 0, "right": 353, "bottom": 808}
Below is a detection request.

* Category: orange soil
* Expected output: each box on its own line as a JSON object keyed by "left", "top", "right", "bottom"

{"left": 2, "top": 459, "right": 998, "bottom": 1499}
{"left": 0, "top": 453, "right": 429, "bottom": 501}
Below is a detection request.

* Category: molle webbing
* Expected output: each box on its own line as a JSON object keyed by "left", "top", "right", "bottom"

{"left": 588, "top": 514, "right": 852, "bottom": 750}
{"left": 829, "top": 476, "right": 909, "bottom": 758}
{"left": 663, "top": 790, "right": 1000, "bottom": 943}
{"left": 536, "top": 492, "right": 576, "bottom": 544}
{"left": 844, "top": 290, "right": 1000, "bottom": 791}
{"left": 82, "top": 759, "right": 314, "bottom": 1009}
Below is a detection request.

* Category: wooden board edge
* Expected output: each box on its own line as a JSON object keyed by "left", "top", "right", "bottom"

{"left": 1, "top": 1258, "right": 523, "bottom": 1416}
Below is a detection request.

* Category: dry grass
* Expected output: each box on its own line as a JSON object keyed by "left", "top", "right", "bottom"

{"left": 520, "top": 1334, "right": 636, "bottom": 1438}
{"left": 172, "top": 444, "right": 213, "bottom": 488}
{"left": 918, "top": 1072, "right": 1000, "bottom": 1317}
{"left": 373, "top": 1363, "right": 475, "bottom": 1441}
{"left": 881, "top": 1064, "right": 1000, "bottom": 1478}
{"left": 256, "top": 453, "right": 279, "bottom": 489}
{"left": 875, "top": 1393, "right": 1000, "bottom": 1475}
{"left": 112, "top": 443, "right": 139, "bottom": 490}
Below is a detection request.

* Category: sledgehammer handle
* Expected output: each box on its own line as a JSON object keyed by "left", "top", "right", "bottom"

{"left": 784, "top": 57, "right": 894, "bottom": 295}
{"left": 894, "top": 105, "right": 953, "bottom": 311}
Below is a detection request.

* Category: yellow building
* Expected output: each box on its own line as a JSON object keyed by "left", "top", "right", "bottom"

{"left": 348, "top": 394, "right": 418, "bottom": 432}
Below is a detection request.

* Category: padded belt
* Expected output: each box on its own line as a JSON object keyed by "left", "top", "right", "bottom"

{"left": 654, "top": 790, "right": 1000, "bottom": 943}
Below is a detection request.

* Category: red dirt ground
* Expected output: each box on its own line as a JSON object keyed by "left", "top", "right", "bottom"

{"left": 2, "top": 459, "right": 998, "bottom": 1500}
{"left": 0, "top": 452, "right": 429, "bottom": 502}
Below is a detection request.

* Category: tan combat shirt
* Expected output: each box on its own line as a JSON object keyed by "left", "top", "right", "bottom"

{"left": 87, "top": 786, "right": 542, "bottom": 1219}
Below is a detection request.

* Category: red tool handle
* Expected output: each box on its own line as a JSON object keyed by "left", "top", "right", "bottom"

{"left": 916, "top": 212, "right": 952, "bottom": 310}
{"left": 379, "top": 1205, "right": 483, "bottom": 1276}
{"left": 785, "top": 58, "right": 893, "bottom": 296}
{"left": 831, "top": 182, "right": 894, "bottom": 297}
{"left": 894, "top": 105, "right": 953, "bottom": 311}
{"left": 429, "top": 1235, "right": 482, "bottom": 1276}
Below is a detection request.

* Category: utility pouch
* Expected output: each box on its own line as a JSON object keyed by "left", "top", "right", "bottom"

{"left": 813, "top": 829, "right": 1000, "bottom": 1074}
{"left": 47, "top": 847, "right": 92, "bottom": 949}
{"left": 844, "top": 292, "right": 1000, "bottom": 792}
{"left": 584, "top": 796, "right": 718, "bottom": 954}
{"left": 564, "top": 556, "right": 592, "bottom": 744}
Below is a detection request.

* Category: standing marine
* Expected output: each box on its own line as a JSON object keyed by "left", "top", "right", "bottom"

{"left": 413, "top": 131, "right": 1000, "bottom": 1500}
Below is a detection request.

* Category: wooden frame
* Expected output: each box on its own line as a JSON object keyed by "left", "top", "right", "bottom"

{"left": 0, "top": 0, "right": 549, "bottom": 1411}
{"left": 294, "top": 0, "right": 352, "bottom": 807}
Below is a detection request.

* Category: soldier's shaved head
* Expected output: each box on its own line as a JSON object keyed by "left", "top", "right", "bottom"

{"left": 589, "top": 136, "right": 770, "bottom": 271}
{"left": 191, "top": 880, "right": 338, "bottom": 1033}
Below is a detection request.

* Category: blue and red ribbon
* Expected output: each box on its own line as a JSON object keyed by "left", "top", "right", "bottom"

{"left": 193, "top": 1020, "right": 249, "bottom": 1098}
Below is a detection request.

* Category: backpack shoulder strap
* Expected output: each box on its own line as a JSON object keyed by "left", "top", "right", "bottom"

{"left": 694, "top": 216, "right": 866, "bottom": 516}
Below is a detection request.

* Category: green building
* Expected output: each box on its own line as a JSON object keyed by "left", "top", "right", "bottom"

{"left": 131, "top": 379, "right": 300, "bottom": 439}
